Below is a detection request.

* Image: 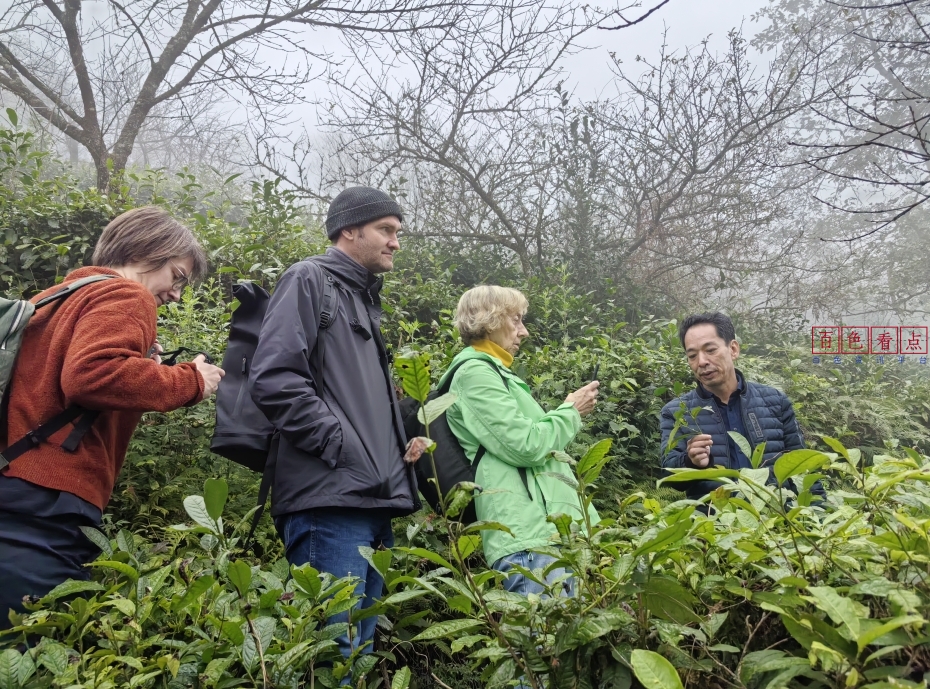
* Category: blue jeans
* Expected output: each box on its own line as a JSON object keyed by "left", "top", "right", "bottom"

{"left": 277, "top": 508, "right": 394, "bottom": 661}
{"left": 492, "top": 550, "right": 574, "bottom": 597}
{"left": 492, "top": 550, "right": 573, "bottom": 688}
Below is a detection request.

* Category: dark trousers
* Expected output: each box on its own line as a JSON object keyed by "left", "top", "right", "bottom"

{"left": 0, "top": 476, "right": 101, "bottom": 629}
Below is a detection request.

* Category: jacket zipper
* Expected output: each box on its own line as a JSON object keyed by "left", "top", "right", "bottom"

{"left": 708, "top": 399, "right": 730, "bottom": 467}
{"left": 0, "top": 301, "right": 28, "bottom": 350}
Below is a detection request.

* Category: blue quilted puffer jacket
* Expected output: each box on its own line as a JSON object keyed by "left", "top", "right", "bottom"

{"left": 659, "top": 370, "right": 823, "bottom": 501}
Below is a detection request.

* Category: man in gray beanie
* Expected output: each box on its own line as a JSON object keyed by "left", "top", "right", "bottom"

{"left": 250, "top": 186, "right": 418, "bottom": 668}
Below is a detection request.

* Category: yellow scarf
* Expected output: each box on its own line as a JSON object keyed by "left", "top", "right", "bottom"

{"left": 471, "top": 339, "right": 513, "bottom": 368}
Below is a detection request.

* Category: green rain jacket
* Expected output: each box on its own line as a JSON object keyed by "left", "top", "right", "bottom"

{"left": 441, "top": 347, "right": 600, "bottom": 565}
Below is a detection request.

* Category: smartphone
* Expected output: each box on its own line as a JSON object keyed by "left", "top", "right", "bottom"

{"left": 590, "top": 361, "right": 599, "bottom": 382}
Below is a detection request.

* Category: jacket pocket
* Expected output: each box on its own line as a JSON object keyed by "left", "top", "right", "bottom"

{"left": 329, "top": 405, "right": 381, "bottom": 478}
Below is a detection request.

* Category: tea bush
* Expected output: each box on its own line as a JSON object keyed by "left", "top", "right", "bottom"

{"left": 6, "top": 431, "right": 930, "bottom": 688}
{"left": 4, "top": 114, "right": 930, "bottom": 687}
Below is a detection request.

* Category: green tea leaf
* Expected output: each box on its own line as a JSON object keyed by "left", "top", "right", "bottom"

{"left": 171, "top": 575, "right": 215, "bottom": 612}
{"left": 804, "top": 587, "right": 861, "bottom": 641}
{"left": 38, "top": 644, "right": 69, "bottom": 676}
{"left": 773, "top": 450, "right": 829, "bottom": 484}
{"left": 633, "top": 519, "right": 691, "bottom": 559}
{"left": 221, "top": 620, "right": 245, "bottom": 645}
{"left": 857, "top": 615, "right": 924, "bottom": 653}
{"left": 728, "top": 431, "right": 752, "bottom": 462}
{"left": 404, "top": 548, "right": 458, "bottom": 573}
{"left": 291, "top": 564, "right": 322, "bottom": 599}
{"left": 411, "top": 618, "right": 483, "bottom": 640}
{"left": 578, "top": 438, "right": 612, "bottom": 476}
{"left": 659, "top": 467, "right": 740, "bottom": 484}
{"left": 203, "top": 478, "right": 229, "bottom": 521}
{"left": 391, "top": 666, "right": 411, "bottom": 689}
{"left": 555, "top": 609, "right": 632, "bottom": 654}
{"left": 394, "top": 354, "right": 432, "bottom": 403}
{"left": 630, "top": 649, "right": 683, "bottom": 689}
{"left": 79, "top": 526, "right": 113, "bottom": 557}
{"left": 419, "top": 392, "right": 457, "bottom": 426}
{"left": 0, "top": 649, "right": 22, "bottom": 689}
{"left": 455, "top": 534, "right": 481, "bottom": 559}
{"left": 40, "top": 579, "right": 105, "bottom": 602}
{"left": 463, "top": 521, "right": 514, "bottom": 536}
{"left": 86, "top": 560, "right": 139, "bottom": 583}
{"left": 183, "top": 495, "right": 218, "bottom": 534}
{"left": 228, "top": 560, "right": 252, "bottom": 597}
{"left": 358, "top": 546, "right": 392, "bottom": 578}
{"left": 115, "top": 529, "right": 134, "bottom": 554}
{"left": 821, "top": 436, "right": 850, "bottom": 462}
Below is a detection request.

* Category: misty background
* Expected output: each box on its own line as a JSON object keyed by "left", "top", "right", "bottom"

{"left": 1, "top": 0, "right": 928, "bottom": 338}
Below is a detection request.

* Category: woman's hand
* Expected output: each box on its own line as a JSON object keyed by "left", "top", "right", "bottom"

{"left": 565, "top": 380, "right": 599, "bottom": 417}
{"left": 148, "top": 342, "right": 163, "bottom": 365}
{"left": 193, "top": 354, "right": 225, "bottom": 398}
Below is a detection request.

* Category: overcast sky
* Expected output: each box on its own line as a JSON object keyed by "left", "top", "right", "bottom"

{"left": 287, "top": 0, "right": 773, "bottom": 130}
{"left": 560, "top": 0, "right": 771, "bottom": 101}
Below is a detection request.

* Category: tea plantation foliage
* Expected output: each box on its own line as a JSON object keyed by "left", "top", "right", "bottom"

{"left": 4, "top": 116, "right": 930, "bottom": 688}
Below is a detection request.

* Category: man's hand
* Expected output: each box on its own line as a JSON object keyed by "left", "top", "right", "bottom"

{"left": 686, "top": 434, "right": 713, "bottom": 468}
{"left": 404, "top": 436, "right": 431, "bottom": 464}
{"left": 193, "top": 354, "right": 225, "bottom": 399}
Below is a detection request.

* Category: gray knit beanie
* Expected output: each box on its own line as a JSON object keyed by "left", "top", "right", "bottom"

{"left": 325, "top": 186, "right": 403, "bottom": 240}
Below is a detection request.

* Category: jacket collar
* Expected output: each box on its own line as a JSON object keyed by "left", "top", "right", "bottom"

{"left": 315, "top": 246, "right": 383, "bottom": 294}
{"left": 695, "top": 368, "right": 747, "bottom": 400}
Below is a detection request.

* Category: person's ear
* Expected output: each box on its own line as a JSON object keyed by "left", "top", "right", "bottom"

{"left": 340, "top": 227, "right": 357, "bottom": 242}
{"left": 731, "top": 339, "right": 740, "bottom": 360}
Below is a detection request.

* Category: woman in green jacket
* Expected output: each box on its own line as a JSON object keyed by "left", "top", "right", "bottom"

{"left": 442, "top": 285, "right": 600, "bottom": 596}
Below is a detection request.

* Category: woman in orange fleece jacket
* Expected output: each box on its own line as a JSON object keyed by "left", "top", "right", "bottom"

{"left": 0, "top": 206, "right": 225, "bottom": 627}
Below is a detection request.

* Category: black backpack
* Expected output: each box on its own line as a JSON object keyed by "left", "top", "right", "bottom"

{"left": 210, "top": 263, "right": 337, "bottom": 543}
{"left": 400, "top": 359, "right": 508, "bottom": 523}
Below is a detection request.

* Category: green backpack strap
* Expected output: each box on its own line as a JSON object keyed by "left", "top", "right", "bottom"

{"left": 34, "top": 274, "right": 117, "bottom": 309}
{"left": 0, "top": 274, "right": 118, "bottom": 470}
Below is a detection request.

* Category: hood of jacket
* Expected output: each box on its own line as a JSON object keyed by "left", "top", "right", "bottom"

{"left": 315, "top": 247, "right": 383, "bottom": 296}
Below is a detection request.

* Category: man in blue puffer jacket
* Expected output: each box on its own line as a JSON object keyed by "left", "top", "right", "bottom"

{"left": 660, "top": 312, "right": 825, "bottom": 502}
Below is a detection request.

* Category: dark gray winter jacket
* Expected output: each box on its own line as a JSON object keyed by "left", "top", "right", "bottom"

{"left": 659, "top": 370, "right": 823, "bottom": 501}
{"left": 249, "top": 248, "right": 418, "bottom": 516}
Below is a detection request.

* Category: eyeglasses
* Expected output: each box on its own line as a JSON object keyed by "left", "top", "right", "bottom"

{"left": 169, "top": 260, "right": 189, "bottom": 292}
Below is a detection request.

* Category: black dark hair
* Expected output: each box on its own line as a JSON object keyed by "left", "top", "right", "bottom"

{"left": 678, "top": 312, "right": 736, "bottom": 349}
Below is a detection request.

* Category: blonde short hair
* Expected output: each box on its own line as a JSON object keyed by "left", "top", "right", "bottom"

{"left": 454, "top": 285, "right": 528, "bottom": 345}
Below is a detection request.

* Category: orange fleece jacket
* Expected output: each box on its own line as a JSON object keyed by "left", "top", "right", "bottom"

{"left": 2, "top": 267, "right": 205, "bottom": 510}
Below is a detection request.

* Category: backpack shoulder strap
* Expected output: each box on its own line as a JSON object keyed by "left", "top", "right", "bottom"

{"left": 437, "top": 358, "right": 509, "bottom": 471}
{"left": 300, "top": 261, "right": 338, "bottom": 396}
{"left": 34, "top": 274, "right": 116, "bottom": 309}
{"left": 316, "top": 265, "right": 337, "bottom": 330}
